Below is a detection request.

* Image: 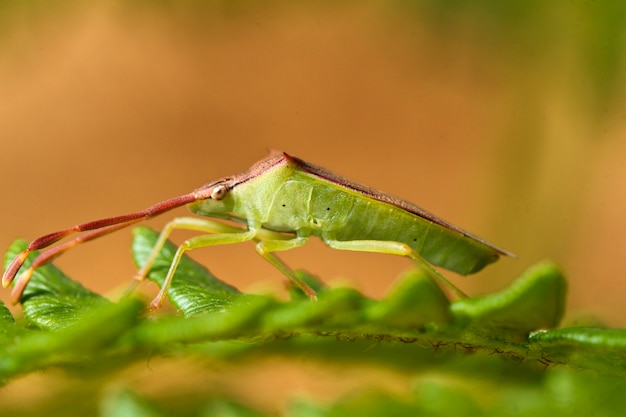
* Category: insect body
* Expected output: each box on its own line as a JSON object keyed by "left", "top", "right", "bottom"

{"left": 3, "top": 151, "right": 514, "bottom": 308}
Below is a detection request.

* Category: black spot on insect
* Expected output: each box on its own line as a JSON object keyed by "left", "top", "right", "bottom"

{"left": 326, "top": 207, "right": 330, "bottom": 211}
{"left": 413, "top": 238, "right": 417, "bottom": 242}
{"left": 282, "top": 204, "right": 286, "bottom": 207}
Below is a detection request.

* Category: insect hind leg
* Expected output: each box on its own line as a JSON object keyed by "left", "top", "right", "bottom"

{"left": 322, "top": 239, "right": 468, "bottom": 299}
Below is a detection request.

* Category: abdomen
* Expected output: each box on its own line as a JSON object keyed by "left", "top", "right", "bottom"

{"left": 320, "top": 188, "right": 500, "bottom": 275}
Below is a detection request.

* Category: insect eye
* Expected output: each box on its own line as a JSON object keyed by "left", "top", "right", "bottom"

{"left": 210, "top": 185, "right": 228, "bottom": 200}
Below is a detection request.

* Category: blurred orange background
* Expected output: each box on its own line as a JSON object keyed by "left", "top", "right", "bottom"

{"left": 1, "top": 1, "right": 625, "bottom": 326}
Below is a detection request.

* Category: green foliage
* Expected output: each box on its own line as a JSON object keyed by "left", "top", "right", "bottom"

{"left": 2, "top": 226, "right": 626, "bottom": 415}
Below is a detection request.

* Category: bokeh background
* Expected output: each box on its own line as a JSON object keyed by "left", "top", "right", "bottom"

{"left": 1, "top": 0, "right": 625, "bottom": 327}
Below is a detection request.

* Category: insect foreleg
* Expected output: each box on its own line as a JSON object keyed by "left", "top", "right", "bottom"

{"left": 322, "top": 239, "right": 468, "bottom": 299}
{"left": 255, "top": 238, "right": 317, "bottom": 299}
{"left": 135, "top": 217, "right": 250, "bottom": 283}
{"left": 150, "top": 229, "right": 258, "bottom": 309}
{"left": 136, "top": 217, "right": 298, "bottom": 281}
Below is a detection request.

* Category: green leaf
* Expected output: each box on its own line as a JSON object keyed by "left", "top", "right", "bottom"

{"left": 200, "top": 399, "right": 269, "bottom": 417}
{"left": 365, "top": 268, "right": 451, "bottom": 328}
{"left": 126, "top": 294, "right": 276, "bottom": 347}
{"left": 101, "top": 389, "right": 168, "bottom": 417}
{"left": 5, "top": 229, "right": 626, "bottom": 416}
{"left": 411, "top": 380, "right": 482, "bottom": 417}
{"left": 4, "top": 239, "right": 108, "bottom": 331}
{"left": 0, "top": 297, "right": 144, "bottom": 379}
{"left": 261, "top": 286, "right": 365, "bottom": 332}
{"left": 529, "top": 327, "right": 626, "bottom": 375}
{"left": 131, "top": 226, "right": 239, "bottom": 316}
{"left": 450, "top": 261, "right": 566, "bottom": 335}
{"left": 324, "top": 389, "right": 420, "bottom": 417}
{"left": 0, "top": 301, "right": 17, "bottom": 343}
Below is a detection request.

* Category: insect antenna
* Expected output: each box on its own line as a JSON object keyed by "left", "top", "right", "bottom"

{"left": 3, "top": 190, "right": 211, "bottom": 303}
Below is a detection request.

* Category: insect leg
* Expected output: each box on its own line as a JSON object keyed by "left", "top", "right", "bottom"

{"left": 322, "top": 239, "right": 468, "bottom": 299}
{"left": 134, "top": 217, "right": 249, "bottom": 283}
{"left": 255, "top": 238, "right": 317, "bottom": 299}
{"left": 135, "top": 217, "right": 296, "bottom": 282}
{"left": 121, "top": 217, "right": 247, "bottom": 300}
{"left": 150, "top": 228, "right": 258, "bottom": 309}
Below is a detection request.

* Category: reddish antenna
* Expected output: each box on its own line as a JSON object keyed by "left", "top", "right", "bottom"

{"left": 2, "top": 190, "right": 212, "bottom": 303}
